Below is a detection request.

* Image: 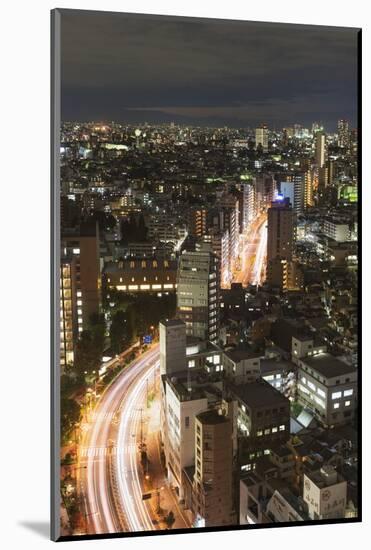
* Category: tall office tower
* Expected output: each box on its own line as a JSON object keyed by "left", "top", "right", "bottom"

{"left": 62, "top": 221, "right": 101, "bottom": 331}
{"left": 315, "top": 131, "right": 326, "bottom": 168}
{"left": 280, "top": 173, "right": 305, "bottom": 214}
{"left": 159, "top": 319, "right": 187, "bottom": 377}
{"left": 255, "top": 124, "right": 269, "bottom": 152}
{"left": 188, "top": 207, "right": 208, "bottom": 238}
{"left": 318, "top": 165, "right": 328, "bottom": 189}
{"left": 177, "top": 245, "right": 220, "bottom": 343}
{"left": 267, "top": 198, "right": 294, "bottom": 263}
{"left": 193, "top": 410, "right": 235, "bottom": 527}
{"left": 327, "top": 159, "right": 335, "bottom": 186}
{"left": 337, "top": 119, "right": 350, "bottom": 148}
{"left": 304, "top": 170, "right": 314, "bottom": 207}
{"left": 60, "top": 254, "right": 77, "bottom": 369}
{"left": 241, "top": 183, "right": 256, "bottom": 231}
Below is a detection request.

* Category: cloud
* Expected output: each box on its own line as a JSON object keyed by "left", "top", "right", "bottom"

{"left": 60, "top": 10, "right": 359, "bottom": 127}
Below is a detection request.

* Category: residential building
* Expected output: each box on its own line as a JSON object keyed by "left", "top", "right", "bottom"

{"left": 297, "top": 353, "right": 357, "bottom": 427}
{"left": 303, "top": 466, "right": 347, "bottom": 520}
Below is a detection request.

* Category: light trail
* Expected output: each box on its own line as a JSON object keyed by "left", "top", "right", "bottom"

{"left": 80, "top": 346, "right": 160, "bottom": 534}
{"left": 116, "top": 360, "right": 159, "bottom": 531}
{"left": 252, "top": 221, "right": 267, "bottom": 285}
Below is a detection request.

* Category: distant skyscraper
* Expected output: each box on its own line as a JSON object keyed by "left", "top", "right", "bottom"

{"left": 177, "top": 245, "right": 220, "bottom": 343}
{"left": 255, "top": 124, "right": 269, "bottom": 152}
{"left": 315, "top": 131, "right": 326, "bottom": 168}
{"left": 337, "top": 119, "right": 350, "bottom": 148}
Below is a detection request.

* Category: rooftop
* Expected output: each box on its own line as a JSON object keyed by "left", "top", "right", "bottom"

{"left": 196, "top": 409, "right": 229, "bottom": 425}
{"left": 301, "top": 353, "right": 357, "bottom": 378}
{"left": 229, "top": 380, "right": 289, "bottom": 409}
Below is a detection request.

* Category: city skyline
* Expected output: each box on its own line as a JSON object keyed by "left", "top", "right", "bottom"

{"left": 61, "top": 10, "right": 358, "bottom": 129}
{"left": 55, "top": 10, "right": 359, "bottom": 541}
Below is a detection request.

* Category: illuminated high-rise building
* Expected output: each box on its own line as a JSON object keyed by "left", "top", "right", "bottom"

{"left": 304, "top": 170, "right": 314, "bottom": 207}
{"left": 60, "top": 254, "right": 77, "bottom": 368}
{"left": 315, "top": 131, "right": 326, "bottom": 168}
{"left": 267, "top": 199, "right": 294, "bottom": 263}
{"left": 337, "top": 119, "right": 350, "bottom": 148}
{"left": 255, "top": 124, "right": 269, "bottom": 152}
{"left": 188, "top": 207, "right": 208, "bottom": 238}
{"left": 62, "top": 221, "right": 101, "bottom": 331}
{"left": 177, "top": 244, "right": 220, "bottom": 343}
{"left": 280, "top": 173, "right": 305, "bottom": 214}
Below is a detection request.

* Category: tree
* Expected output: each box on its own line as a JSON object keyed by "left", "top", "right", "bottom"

{"left": 74, "top": 330, "right": 102, "bottom": 379}
{"left": 110, "top": 310, "right": 132, "bottom": 353}
{"left": 61, "top": 397, "right": 81, "bottom": 436}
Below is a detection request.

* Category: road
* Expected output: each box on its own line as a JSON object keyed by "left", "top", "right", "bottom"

{"left": 78, "top": 345, "right": 160, "bottom": 535}
{"left": 233, "top": 213, "right": 267, "bottom": 287}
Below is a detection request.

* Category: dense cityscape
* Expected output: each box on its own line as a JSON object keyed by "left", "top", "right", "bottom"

{"left": 59, "top": 120, "right": 358, "bottom": 535}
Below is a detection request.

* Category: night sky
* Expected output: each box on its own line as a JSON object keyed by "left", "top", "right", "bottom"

{"left": 60, "top": 10, "right": 359, "bottom": 130}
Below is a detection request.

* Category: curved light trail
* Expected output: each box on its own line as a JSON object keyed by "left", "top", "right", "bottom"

{"left": 79, "top": 345, "right": 160, "bottom": 535}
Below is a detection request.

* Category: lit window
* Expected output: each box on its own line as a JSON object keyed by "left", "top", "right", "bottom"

{"left": 279, "top": 425, "right": 285, "bottom": 431}
{"left": 77, "top": 300, "right": 82, "bottom": 306}
{"left": 272, "top": 427, "right": 278, "bottom": 433}
{"left": 77, "top": 291, "right": 82, "bottom": 297}
{"left": 317, "top": 388, "right": 326, "bottom": 398}
{"left": 332, "top": 391, "right": 342, "bottom": 400}
{"left": 308, "top": 381, "right": 316, "bottom": 391}
{"left": 334, "top": 403, "right": 340, "bottom": 409}
{"left": 257, "top": 430, "right": 263, "bottom": 437}
{"left": 344, "top": 389, "right": 353, "bottom": 397}
{"left": 241, "top": 405, "right": 246, "bottom": 413}
{"left": 188, "top": 360, "right": 195, "bottom": 368}
{"left": 345, "top": 401, "right": 351, "bottom": 407}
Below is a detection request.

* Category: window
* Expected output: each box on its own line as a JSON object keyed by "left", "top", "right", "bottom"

{"left": 185, "top": 417, "right": 190, "bottom": 428}
{"left": 257, "top": 430, "right": 263, "bottom": 437}
{"left": 344, "top": 389, "right": 353, "bottom": 397}
{"left": 188, "top": 359, "right": 195, "bottom": 368}
{"left": 308, "top": 381, "right": 316, "bottom": 391}
{"left": 345, "top": 401, "right": 351, "bottom": 407}
{"left": 333, "top": 403, "right": 340, "bottom": 409}
{"left": 279, "top": 425, "right": 286, "bottom": 431}
{"left": 317, "top": 388, "right": 326, "bottom": 398}
{"left": 332, "top": 391, "right": 342, "bottom": 400}
{"left": 272, "top": 427, "right": 278, "bottom": 433}
{"left": 264, "top": 428, "right": 270, "bottom": 435}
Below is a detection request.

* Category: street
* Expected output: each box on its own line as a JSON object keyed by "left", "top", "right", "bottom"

{"left": 78, "top": 346, "right": 160, "bottom": 534}
{"left": 76, "top": 343, "right": 190, "bottom": 535}
{"left": 233, "top": 213, "right": 267, "bottom": 287}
